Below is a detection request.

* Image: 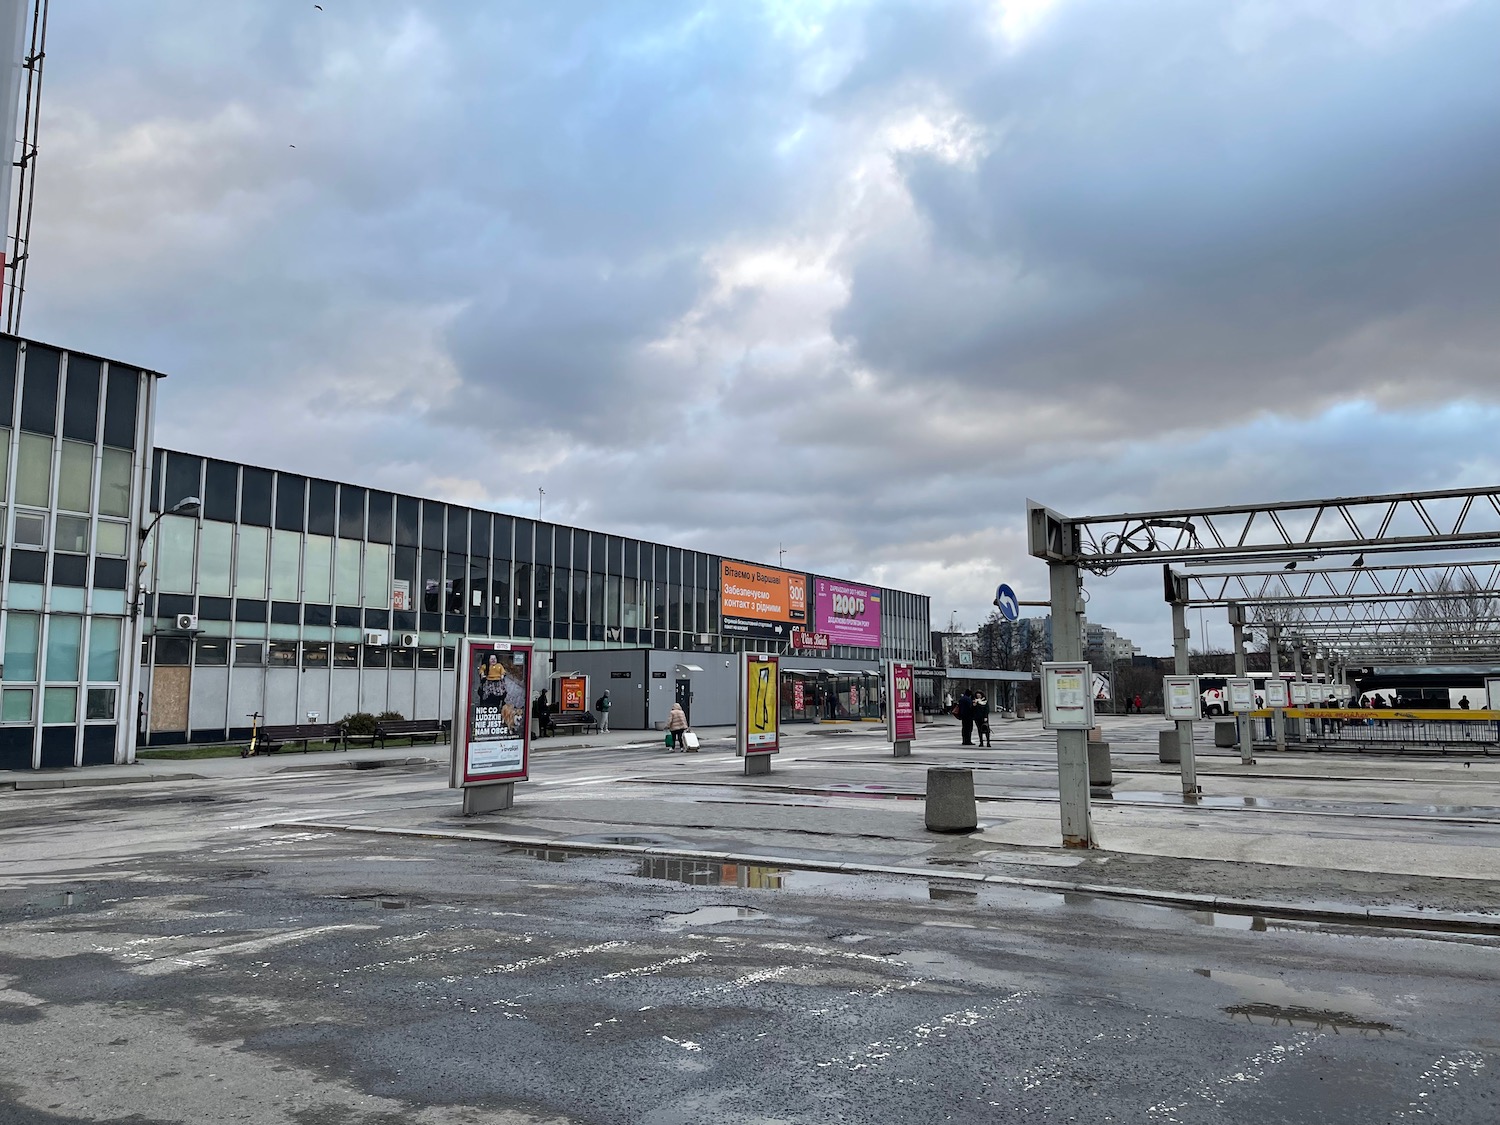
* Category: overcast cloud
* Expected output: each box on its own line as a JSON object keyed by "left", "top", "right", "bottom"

{"left": 22, "top": 0, "right": 1500, "bottom": 651}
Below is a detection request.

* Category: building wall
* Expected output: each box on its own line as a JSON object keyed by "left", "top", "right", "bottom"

{"left": 0, "top": 336, "right": 157, "bottom": 768}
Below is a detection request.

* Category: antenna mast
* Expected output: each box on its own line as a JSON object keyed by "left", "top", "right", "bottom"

{"left": 5, "top": 0, "right": 47, "bottom": 334}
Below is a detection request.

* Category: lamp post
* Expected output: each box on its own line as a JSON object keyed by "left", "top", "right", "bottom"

{"left": 133, "top": 495, "right": 201, "bottom": 619}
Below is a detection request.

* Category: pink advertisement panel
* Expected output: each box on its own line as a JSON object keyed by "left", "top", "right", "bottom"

{"left": 814, "top": 579, "right": 882, "bottom": 648}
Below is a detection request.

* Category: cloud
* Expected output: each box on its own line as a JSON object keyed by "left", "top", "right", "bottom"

{"left": 18, "top": 0, "right": 1500, "bottom": 656}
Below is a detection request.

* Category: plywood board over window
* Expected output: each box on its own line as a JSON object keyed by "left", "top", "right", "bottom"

{"left": 150, "top": 666, "right": 190, "bottom": 732}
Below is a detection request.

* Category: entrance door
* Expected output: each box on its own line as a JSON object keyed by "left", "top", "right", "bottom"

{"left": 675, "top": 678, "right": 693, "bottom": 726}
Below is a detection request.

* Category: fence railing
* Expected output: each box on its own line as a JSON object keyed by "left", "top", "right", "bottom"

{"left": 1254, "top": 707, "right": 1500, "bottom": 752}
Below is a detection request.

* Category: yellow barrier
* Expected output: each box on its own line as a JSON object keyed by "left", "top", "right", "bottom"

{"left": 1250, "top": 708, "right": 1500, "bottom": 722}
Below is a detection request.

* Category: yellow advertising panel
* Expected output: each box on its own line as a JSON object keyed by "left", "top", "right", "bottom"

{"left": 721, "top": 560, "right": 808, "bottom": 639}
{"left": 740, "top": 653, "right": 780, "bottom": 754}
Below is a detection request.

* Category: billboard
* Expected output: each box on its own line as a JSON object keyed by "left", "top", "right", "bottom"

{"left": 887, "top": 661, "right": 916, "bottom": 743}
{"left": 559, "top": 675, "right": 587, "bottom": 713}
{"left": 814, "top": 579, "right": 881, "bottom": 648}
{"left": 720, "top": 560, "right": 807, "bottom": 639}
{"left": 452, "top": 640, "right": 531, "bottom": 787}
{"left": 739, "top": 653, "right": 780, "bottom": 755}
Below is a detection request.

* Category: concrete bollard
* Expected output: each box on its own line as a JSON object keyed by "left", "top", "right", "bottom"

{"left": 925, "top": 767, "right": 978, "bottom": 833}
{"left": 1214, "top": 720, "right": 1238, "bottom": 748}
{"left": 1158, "top": 728, "right": 1180, "bottom": 764}
{"left": 1087, "top": 740, "right": 1113, "bottom": 787}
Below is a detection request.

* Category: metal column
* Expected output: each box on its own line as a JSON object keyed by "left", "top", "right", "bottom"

{"left": 1049, "top": 559, "right": 1095, "bottom": 848}
{"left": 1171, "top": 596, "right": 1198, "bottom": 795}
{"left": 1268, "top": 625, "right": 1286, "bottom": 752}
{"left": 1229, "top": 603, "right": 1252, "bottom": 765}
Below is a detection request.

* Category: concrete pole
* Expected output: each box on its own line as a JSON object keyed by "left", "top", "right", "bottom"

{"left": 1049, "top": 559, "right": 1094, "bottom": 848}
{"left": 1171, "top": 600, "right": 1198, "bottom": 794}
{"left": 1230, "top": 605, "right": 1252, "bottom": 765}
{"left": 1268, "top": 625, "right": 1286, "bottom": 752}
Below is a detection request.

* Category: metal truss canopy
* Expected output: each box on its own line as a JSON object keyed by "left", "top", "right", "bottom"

{"left": 1028, "top": 486, "right": 1500, "bottom": 571}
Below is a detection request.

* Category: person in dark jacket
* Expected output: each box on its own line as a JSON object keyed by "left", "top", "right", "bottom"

{"left": 535, "top": 689, "right": 553, "bottom": 737}
{"left": 956, "top": 690, "right": 975, "bottom": 745}
{"left": 973, "top": 692, "right": 991, "bottom": 747}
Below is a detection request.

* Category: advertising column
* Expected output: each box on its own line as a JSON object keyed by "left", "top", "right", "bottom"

{"left": 451, "top": 640, "right": 532, "bottom": 814}
{"left": 739, "top": 652, "right": 780, "bottom": 775}
{"left": 886, "top": 660, "right": 916, "bottom": 757}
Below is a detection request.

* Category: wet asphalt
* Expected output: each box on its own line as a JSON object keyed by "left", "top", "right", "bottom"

{"left": 2, "top": 761, "right": 1500, "bottom": 1123}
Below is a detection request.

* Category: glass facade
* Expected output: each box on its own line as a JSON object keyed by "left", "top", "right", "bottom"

{"left": 0, "top": 335, "right": 151, "bottom": 770}
{"left": 135, "top": 448, "right": 932, "bottom": 746}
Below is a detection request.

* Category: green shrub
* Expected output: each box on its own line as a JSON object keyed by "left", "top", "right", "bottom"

{"left": 376, "top": 710, "right": 406, "bottom": 723}
{"left": 341, "top": 711, "right": 378, "bottom": 737}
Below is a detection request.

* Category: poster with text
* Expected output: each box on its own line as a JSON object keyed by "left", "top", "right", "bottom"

{"left": 814, "top": 579, "right": 882, "bottom": 648}
{"left": 887, "top": 661, "right": 916, "bottom": 742}
{"left": 452, "top": 640, "right": 531, "bottom": 787}
{"left": 720, "top": 560, "right": 808, "bottom": 639}
{"left": 559, "top": 675, "right": 587, "bottom": 713}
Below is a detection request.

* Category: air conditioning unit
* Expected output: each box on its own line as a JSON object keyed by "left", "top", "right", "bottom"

{"left": 363, "top": 629, "right": 390, "bottom": 646}
{"left": 399, "top": 632, "right": 419, "bottom": 648}
{"left": 175, "top": 613, "right": 198, "bottom": 631}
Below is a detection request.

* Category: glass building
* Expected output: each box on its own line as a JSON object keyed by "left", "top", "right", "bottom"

{"left": 0, "top": 330, "right": 932, "bottom": 766}
{"left": 0, "top": 335, "right": 159, "bottom": 769}
{"left": 139, "top": 449, "right": 932, "bottom": 745}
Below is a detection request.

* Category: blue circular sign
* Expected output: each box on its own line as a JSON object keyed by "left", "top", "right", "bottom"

{"left": 995, "top": 583, "right": 1020, "bottom": 622}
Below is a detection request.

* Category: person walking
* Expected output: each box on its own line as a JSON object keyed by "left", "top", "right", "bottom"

{"left": 667, "top": 701, "right": 690, "bottom": 751}
{"left": 1133, "top": 693, "right": 1143, "bottom": 715}
{"left": 956, "top": 689, "right": 975, "bottom": 746}
{"left": 596, "top": 689, "right": 612, "bottom": 732}
{"left": 974, "top": 691, "right": 991, "bottom": 747}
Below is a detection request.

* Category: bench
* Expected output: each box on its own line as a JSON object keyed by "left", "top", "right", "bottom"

{"left": 547, "top": 710, "right": 599, "bottom": 736}
{"left": 374, "top": 719, "right": 449, "bottom": 749}
{"left": 244, "top": 722, "right": 346, "bottom": 756}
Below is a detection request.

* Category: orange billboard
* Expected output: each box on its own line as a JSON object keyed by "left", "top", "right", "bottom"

{"left": 720, "top": 560, "right": 807, "bottom": 639}
{"left": 559, "top": 676, "right": 587, "bottom": 713}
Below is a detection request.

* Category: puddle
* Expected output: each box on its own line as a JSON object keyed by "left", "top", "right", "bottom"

{"left": 658, "top": 905, "right": 767, "bottom": 931}
{"left": 1224, "top": 1002, "right": 1396, "bottom": 1034}
{"left": 631, "top": 857, "right": 934, "bottom": 899}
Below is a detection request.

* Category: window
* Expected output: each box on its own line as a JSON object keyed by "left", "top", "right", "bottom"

{"left": 55, "top": 515, "right": 89, "bottom": 554}
{"left": 308, "top": 479, "right": 337, "bottom": 536}
{"left": 20, "top": 345, "right": 60, "bottom": 434}
{"left": 606, "top": 575, "right": 620, "bottom": 628}
{"left": 86, "top": 687, "right": 116, "bottom": 720}
{"left": 14, "top": 511, "right": 46, "bottom": 549}
{"left": 512, "top": 564, "right": 530, "bottom": 619}
{"left": 303, "top": 535, "right": 332, "bottom": 601}
{"left": 390, "top": 645, "right": 414, "bottom": 669}
{"left": 99, "top": 448, "right": 133, "bottom": 518}
{"left": 333, "top": 643, "right": 359, "bottom": 668}
{"left": 87, "top": 618, "right": 123, "bottom": 680}
{"left": 96, "top": 521, "right": 128, "bottom": 557}
{"left": 269, "top": 642, "right": 298, "bottom": 668}
{"left": 535, "top": 565, "right": 551, "bottom": 619}
{"left": 45, "top": 616, "right": 83, "bottom": 681}
{"left": 301, "top": 642, "right": 329, "bottom": 669}
{"left": 367, "top": 491, "right": 394, "bottom": 544}
{"left": 194, "top": 638, "right": 228, "bottom": 666}
{"left": 443, "top": 646, "right": 456, "bottom": 670}
{"left": 197, "top": 521, "right": 233, "bottom": 595}
{"left": 339, "top": 484, "right": 365, "bottom": 539}
{"left": 491, "top": 565, "right": 511, "bottom": 622}
{"left": 233, "top": 641, "right": 264, "bottom": 667}
{"left": 102, "top": 366, "right": 139, "bottom": 449}
{"left": 235, "top": 526, "right": 269, "bottom": 598}
{"left": 154, "top": 637, "right": 190, "bottom": 666}
{"left": 270, "top": 530, "right": 300, "bottom": 600}
{"left": 622, "top": 578, "right": 642, "bottom": 629}
{"left": 334, "top": 539, "right": 362, "bottom": 605}
{"left": 0, "top": 427, "right": 10, "bottom": 496}
{"left": 3, "top": 612, "right": 39, "bottom": 680}
{"left": 363, "top": 542, "right": 390, "bottom": 608}
{"left": 240, "top": 467, "right": 272, "bottom": 526}
{"left": 275, "top": 474, "right": 306, "bottom": 532}
{"left": 418, "top": 646, "right": 439, "bottom": 670}
{"left": 156, "top": 514, "right": 196, "bottom": 593}
{"left": 15, "top": 432, "right": 53, "bottom": 507}
{"left": 362, "top": 645, "right": 387, "bottom": 668}
{"left": 63, "top": 360, "right": 101, "bottom": 443}
{"left": 42, "top": 686, "right": 77, "bottom": 724}
{"left": 2, "top": 687, "right": 32, "bottom": 722}
{"left": 58, "top": 441, "right": 94, "bottom": 512}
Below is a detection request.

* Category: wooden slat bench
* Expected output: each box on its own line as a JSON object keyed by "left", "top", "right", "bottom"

{"left": 548, "top": 711, "right": 599, "bottom": 736}
{"left": 373, "top": 719, "right": 449, "bottom": 749}
{"left": 243, "top": 722, "right": 346, "bottom": 757}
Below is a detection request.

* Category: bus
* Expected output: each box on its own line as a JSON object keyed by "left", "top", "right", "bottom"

{"left": 1198, "top": 671, "right": 1336, "bottom": 715}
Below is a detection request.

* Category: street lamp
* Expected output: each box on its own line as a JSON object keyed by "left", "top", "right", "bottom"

{"left": 139, "top": 495, "right": 201, "bottom": 541}
{"left": 133, "top": 496, "right": 201, "bottom": 619}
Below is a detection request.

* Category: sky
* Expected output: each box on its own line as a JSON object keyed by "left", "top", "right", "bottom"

{"left": 20, "top": 0, "right": 1500, "bottom": 653}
